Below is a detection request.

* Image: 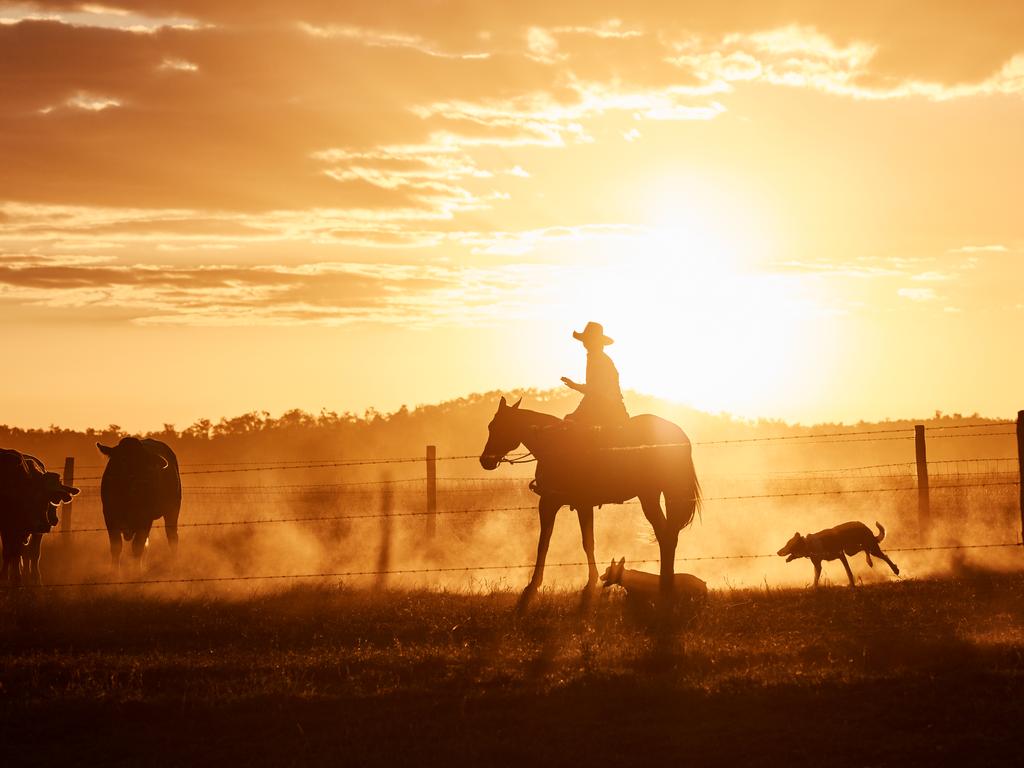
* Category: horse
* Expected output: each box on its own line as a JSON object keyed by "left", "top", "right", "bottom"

{"left": 479, "top": 396, "right": 701, "bottom": 606}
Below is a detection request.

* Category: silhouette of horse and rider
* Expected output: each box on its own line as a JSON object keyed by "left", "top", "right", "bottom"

{"left": 479, "top": 322, "right": 701, "bottom": 609}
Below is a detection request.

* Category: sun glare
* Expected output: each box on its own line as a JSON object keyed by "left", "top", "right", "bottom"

{"left": 548, "top": 195, "right": 831, "bottom": 418}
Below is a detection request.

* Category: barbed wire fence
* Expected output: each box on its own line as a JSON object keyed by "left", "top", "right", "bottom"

{"left": 20, "top": 415, "right": 1024, "bottom": 589}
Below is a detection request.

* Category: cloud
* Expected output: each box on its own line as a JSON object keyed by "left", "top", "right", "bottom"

{"left": 311, "top": 143, "right": 499, "bottom": 219}
{"left": 64, "top": 91, "right": 121, "bottom": 111}
{"left": 0, "top": 2, "right": 201, "bottom": 32}
{"left": 525, "top": 26, "right": 564, "bottom": 64}
{"left": 0, "top": 202, "right": 400, "bottom": 258}
{"left": 0, "top": 252, "right": 565, "bottom": 327}
{"left": 897, "top": 287, "right": 938, "bottom": 302}
{"left": 947, "top": 244, "right": 1010, "bottom": 253}
{"left": 1, "top": 1, "right": 1022, "bottom": 331}
{"left": 158, "top": 57, "right": 198, "bottom": 72}
{"left": 773, "top": 259, "right": 907, "bottom": 279}
{"left": 5, "top": 5, "right": 1022, "bottom": 219}
{"left": 669, "top": 24, "right": 1024, "bottom": 101}
{"left": 297, "top": 21, "right": 491, "bottom": 60}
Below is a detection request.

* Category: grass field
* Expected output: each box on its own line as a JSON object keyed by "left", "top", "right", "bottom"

{"left": 3, "top": 570, "right": 1024, "bottom": 767}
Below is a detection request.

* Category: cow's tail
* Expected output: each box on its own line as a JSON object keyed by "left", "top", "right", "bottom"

{"left": 875, "top": 521, "right": 886, "bottom": 543}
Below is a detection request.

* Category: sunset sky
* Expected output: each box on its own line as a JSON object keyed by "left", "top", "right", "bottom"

{"left": 2, "top": 1, "right": 1023, "bottom": 431}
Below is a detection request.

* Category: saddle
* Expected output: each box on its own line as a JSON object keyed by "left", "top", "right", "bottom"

{"left": 528, "top": 415, "right": 689, "bottom": 507}
{"left": 528, "top": 421, "right": 633, "bottom": 505}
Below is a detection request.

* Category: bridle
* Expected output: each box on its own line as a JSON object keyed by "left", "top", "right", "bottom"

{"left": 498, "top": 450, "right": 536, "bottom": 465}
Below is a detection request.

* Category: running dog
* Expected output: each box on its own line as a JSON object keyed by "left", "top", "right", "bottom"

{"left": 600, "top": 557, "right": 708, "bottom": 603}
{"left": 777, "top": 521, "right": 900, "bottom": 587}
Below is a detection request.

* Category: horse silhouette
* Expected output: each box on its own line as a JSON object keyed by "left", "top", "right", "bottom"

{"left": 480, "top": 397, "right": 700, "bottom": 607}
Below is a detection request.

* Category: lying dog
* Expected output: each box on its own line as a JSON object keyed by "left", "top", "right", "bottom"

{"left": 777, "top": 521, "right": 899, "bottom": 587}
{"left": 600, "top": 558, "right": 708, "bottom": 603}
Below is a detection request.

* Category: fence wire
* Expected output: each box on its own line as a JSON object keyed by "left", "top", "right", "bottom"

{"left": 62, "top": 420, "right": 1019, "bottom": 481}
{"left": 26, "top": 541, "right": 1023, "bottom": 589}
{"left": 52, "top": 479, "right": 1021, "bottom": 535}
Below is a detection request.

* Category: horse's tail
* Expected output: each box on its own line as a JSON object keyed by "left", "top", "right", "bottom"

{"left": 671, "top": 453, "right": 702, "bottom": 530}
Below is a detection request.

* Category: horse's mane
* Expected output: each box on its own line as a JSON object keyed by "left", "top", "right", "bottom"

{"left": 511, "top": 406, "right": 563, "bottom": 428}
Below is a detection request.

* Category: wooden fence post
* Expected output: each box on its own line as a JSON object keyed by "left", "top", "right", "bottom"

{"left": 425, "top": 445, "right": 437, "bottom": 538}
{"left": 1017, "top": 410, "right": 1023, "bottom": 544}
{"left": 915, "top": 425, "right": 930, "bottom": 539}
{"left": 60, "top": 456, "right": 75, "bottom": 535}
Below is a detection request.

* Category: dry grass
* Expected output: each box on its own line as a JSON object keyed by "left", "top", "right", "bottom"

{"left": 7, "top": 442, "right": 1021, "bottom": 765}
{"left": 3, "top": 571, "right": 1024, "bottom": 766}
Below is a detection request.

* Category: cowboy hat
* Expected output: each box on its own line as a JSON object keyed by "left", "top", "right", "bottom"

{"left": 572, "top": 321, "right": 614, "bottom": 346}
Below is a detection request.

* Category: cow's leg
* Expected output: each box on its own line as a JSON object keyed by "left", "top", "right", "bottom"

{"left": 839, "top": 553, "right": 855, "bottom": 587}
{"left": 0, "top": 533, "right": 14, "bottom": 584}
{"left": 108, "top": 531, "right": 123, "bottom": 573}
{"left": 576, "top": 506, "right": 599, "bottom": 592}
{"left": 164, "top": 511, "right": 179, "bottom": 559}
{"left": 130, "top": 522, "right": 153, "bottom": 569}
{"left": 519, "top": 497, "right": 560, "bottom": 610}
{"left": 8, "top": 538, "right": 24, "bottom": 587}
{"left": 24, "top": 534, "right": 42, "bottom": 585}
{"left": 812, "top": 559, "right": 822, "bottom": 587}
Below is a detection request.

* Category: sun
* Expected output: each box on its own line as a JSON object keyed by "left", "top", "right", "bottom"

{"left": 548, "top": 198, "right": 834, "bottom": 418}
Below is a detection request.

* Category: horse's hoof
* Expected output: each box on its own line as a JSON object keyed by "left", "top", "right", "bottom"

{"left": 579, "top": 585, "right": 600, "bottom": 612}
{"left": 516, "top": 586, "right": 538, "bottom": 613}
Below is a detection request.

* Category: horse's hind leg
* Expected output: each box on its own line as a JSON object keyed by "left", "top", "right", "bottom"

{"left": 576, "top": 506, "right": 599, "bottom": 592}
{"left": 640, "top": 494, "right": 676, "bottom": 598}
{"left": 520, "top": 497, "right": 560, "bottom": 610}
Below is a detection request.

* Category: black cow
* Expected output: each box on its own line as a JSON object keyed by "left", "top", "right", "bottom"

{"left": 96, "top": 437, "right": 182, "bottom": 570}
{"left": 0, "top": 448, "right": 79, "bottom": 585}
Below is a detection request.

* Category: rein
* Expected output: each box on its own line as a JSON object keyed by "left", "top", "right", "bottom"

{"left": 499, "top": 451, "right": 536, "bottom": 465}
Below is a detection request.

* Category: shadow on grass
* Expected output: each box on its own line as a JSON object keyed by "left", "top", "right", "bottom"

{"left": 2, "top": 662, "right": 1022, "bottom": 768}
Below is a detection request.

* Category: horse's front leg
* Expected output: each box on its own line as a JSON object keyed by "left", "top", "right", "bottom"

{"left": 576, "top": 506, "right": 599, "bottom": 592}
{"left": 519, "top": 497, "right": 560, "bottom": 610}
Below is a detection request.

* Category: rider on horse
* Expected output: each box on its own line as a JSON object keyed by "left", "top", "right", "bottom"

{"left": 561, "top": 321, "right": 629, "bottom": 429}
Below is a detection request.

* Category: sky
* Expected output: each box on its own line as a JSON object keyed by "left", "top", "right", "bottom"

{"left": 1, "top": 1, "right": 1023, "bottom": 431}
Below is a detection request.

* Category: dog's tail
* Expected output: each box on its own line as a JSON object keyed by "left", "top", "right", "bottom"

{"left": 875, "top": 521, "right": 886, "bottom": 542}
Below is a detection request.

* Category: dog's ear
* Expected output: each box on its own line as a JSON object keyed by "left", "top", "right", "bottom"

{"left": 618, "top": 557, "right": 625, "bottom": 567}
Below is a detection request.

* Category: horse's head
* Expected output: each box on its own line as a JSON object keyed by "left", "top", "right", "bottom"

{"left": 479, "top": 396, "right": 523, "bottom": 470}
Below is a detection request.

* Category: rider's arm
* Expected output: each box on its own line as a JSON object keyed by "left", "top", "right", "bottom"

{"left": 560, "top": 376, "right": 586, "bottom": 394}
